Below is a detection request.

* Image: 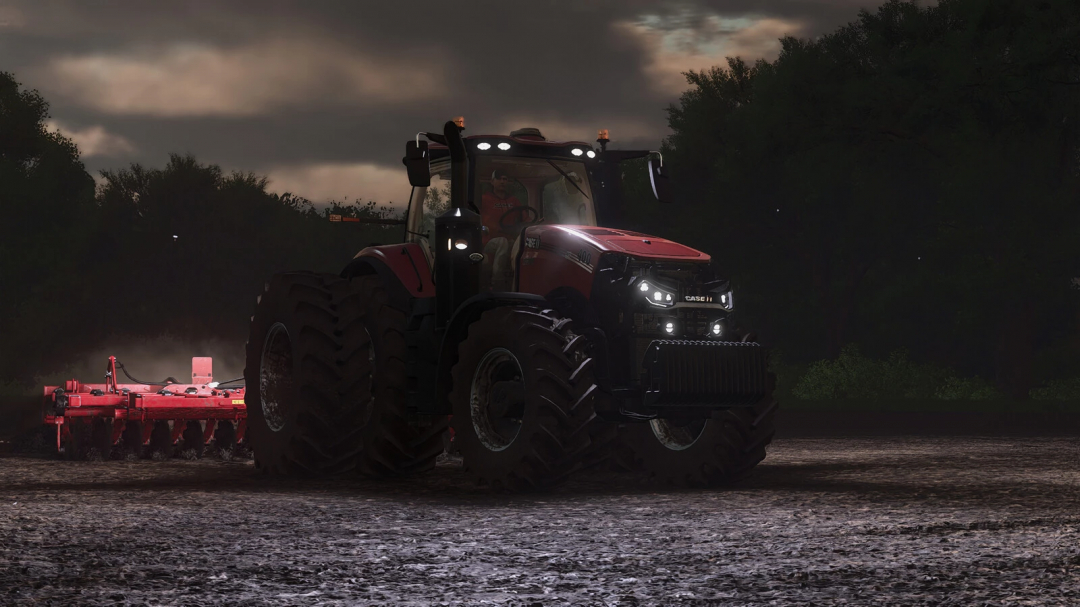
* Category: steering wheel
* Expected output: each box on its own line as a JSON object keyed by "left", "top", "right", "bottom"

{"left": 498, "top": 205, "right": 540, "bottom": 231}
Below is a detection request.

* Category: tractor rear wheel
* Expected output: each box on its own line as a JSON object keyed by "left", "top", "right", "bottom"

{"left": 245, "top": 271, "right": 445, "bottom": 476}
{"left": 618, "top": 394, "right": 777, "bottom": 486}
{"left": 245, "top": 272, "right": 354, "bottom": 475}
{"left": 335, "top": 273, "right": 447, "bottom": 476}
{"left": 450, "top": 306, "right": 598, "bottom": 490}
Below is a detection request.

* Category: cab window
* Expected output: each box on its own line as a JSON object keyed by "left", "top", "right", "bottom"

{"left": 473, "top": 155, "right": 596, "bottom": 243}
{"left": 405, "top": 159, "right": 452, "bottom": 253}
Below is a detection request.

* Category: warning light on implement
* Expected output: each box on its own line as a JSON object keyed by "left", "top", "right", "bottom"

{"left": 329, "top": 214, "right": 342, "bottom": 222}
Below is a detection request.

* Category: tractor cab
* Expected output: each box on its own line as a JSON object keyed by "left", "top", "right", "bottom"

{"left": 403, "top": 127, "right": 599, "bottom": 290}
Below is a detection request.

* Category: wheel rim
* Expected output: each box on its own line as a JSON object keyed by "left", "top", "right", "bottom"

{"left": 470, "top": 347, "right": 525, "bottom": 452}
{"left": 649, "top": 418, "right": 708, "bottom": 451}
{"left": 260, "top": 322, "right": 294, "bottom": 433}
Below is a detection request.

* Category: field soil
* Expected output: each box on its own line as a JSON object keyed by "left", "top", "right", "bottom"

{"left": 1, "top": 436, "right": 1078, "bottom": 606}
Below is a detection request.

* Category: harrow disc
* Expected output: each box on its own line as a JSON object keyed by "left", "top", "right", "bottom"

{"left": 119, "top": 421, "right": 144, "bottom": 459}
{"left": 211, "top": 420, "right": 237, "bottom": 459}
{"left": 148, "top": 421, "right": 173, "bottom": 459}
{"left": 181, "top": 421, "right": 205, "bottom": 458}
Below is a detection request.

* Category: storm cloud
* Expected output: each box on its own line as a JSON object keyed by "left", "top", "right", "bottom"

{"left": 1, "top": 0, "right": 876, "bottom": 206}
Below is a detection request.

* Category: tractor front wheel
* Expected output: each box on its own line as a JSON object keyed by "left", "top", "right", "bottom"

{"left": 450, "top": 306, "right": 598, "bottom": 490}
{"left": 618, "top": 394, "right": 777, "bottom": 486}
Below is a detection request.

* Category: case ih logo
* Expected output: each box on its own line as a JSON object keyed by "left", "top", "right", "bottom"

{"left": 684, "top": 295, "right": 713, "bottom": 302}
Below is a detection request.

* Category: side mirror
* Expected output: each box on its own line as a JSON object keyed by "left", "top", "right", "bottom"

{"left": 648, "top": 157, "right": 675, "bottom": 204}
{"left": 403, "top": 140, "right": 430, "bottom": 187}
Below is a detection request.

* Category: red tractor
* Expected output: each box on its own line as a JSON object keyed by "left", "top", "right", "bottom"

{"left": 244, "top": 119, "right": 776, "bottom": 488}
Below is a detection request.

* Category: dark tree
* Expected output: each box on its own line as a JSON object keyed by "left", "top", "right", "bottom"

{"left": 0, "top": 72, "right": 96, "bottom": 379}
{"left": 628, "top": 0, "right": 1080, "bottom": 396}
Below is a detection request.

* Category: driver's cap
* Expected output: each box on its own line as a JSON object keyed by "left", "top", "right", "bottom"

{"left": 492, "top": 168, "right": 511, "bottom": 179}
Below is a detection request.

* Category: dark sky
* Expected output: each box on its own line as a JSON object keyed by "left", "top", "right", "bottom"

{"left": 1, "top": 0, "right": 874, "bottom": 206}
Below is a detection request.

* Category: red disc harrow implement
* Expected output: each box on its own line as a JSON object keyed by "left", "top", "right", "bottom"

{"left": 43, "top": 356, "right": 246, "bottom": 459}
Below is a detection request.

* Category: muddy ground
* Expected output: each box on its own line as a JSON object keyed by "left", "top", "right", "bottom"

{"left": 1, "top": 437, "right": 1078, "bottom": 606}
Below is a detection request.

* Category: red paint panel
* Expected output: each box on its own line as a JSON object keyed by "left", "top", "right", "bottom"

{"left": 546, "top": 226, "right": 710, "bottom": 262}
{"left": 191, "top": 357, "right": 213, "bottom": 384}
{"left": 355, "top": 243, "right": 434, "bottom": 297}
{"left": 518, "top": 246, "right": 595, "bottom": 299}
{"left": 517, "top": 225, "right": 596, "bottom": 299}
{"left": 605, "top": 237, "right": 704, "bottom": 258}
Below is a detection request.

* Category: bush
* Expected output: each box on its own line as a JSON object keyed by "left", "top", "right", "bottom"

{"left": 791, "top": 344, "right": 1002, "bottom": 401}
{"left": 934, "top": 376, "right": 1004, "bottom": 401}
{"left": 1029, "top": 377, "right": 1080, "bottom": 401}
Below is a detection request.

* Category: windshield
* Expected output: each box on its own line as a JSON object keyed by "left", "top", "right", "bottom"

{"left": 404, "top": 155, "right": 598, "bottom": 256}
{"left": 474, "top": 156, "right": 596, "bottom": 230}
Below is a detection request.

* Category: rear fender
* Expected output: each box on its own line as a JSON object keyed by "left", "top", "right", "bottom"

{"left": 351, "top": 244, "right": 433, "bottom": 298}
{"left": 428, "top": 292, "right": 547, "bottom": 415}
{"left": 344, "top": 251, "right": 440, "bottom": 422}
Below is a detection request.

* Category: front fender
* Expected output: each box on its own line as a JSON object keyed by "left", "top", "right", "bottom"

{"left": 427, "top": 292, "right": 546, "bottom": 415}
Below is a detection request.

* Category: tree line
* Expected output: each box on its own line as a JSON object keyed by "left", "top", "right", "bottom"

{"left": 621, "top": 0, "right": 1080, "bottom": 399}
{"left": 0, "top": 71, "right": 397, "bottom": 383}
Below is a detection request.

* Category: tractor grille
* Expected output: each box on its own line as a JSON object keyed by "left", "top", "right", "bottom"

{"left": 633, "top": 309, "right": 719, "bottom": 338}
{"left": 642, "top": 340, "right": 769, "bottom": 407}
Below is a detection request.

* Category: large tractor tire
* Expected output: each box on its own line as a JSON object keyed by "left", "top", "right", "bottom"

{"left": 245, "top": 271, "right": 444, "bottom": 476}
{"left": 336, "top": 273, "right": 447, "bottom": 476}
{"left": 617, "top": 394, "right": 778, "bottom": 487}
{"left": 449, "top": 306, "right": 598, "bottom": 490}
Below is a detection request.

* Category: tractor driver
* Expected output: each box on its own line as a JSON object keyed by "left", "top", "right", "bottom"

{"left": 480, "top": 168, "right": 526, "bottom": 291}
{"left": 480, "top": 168, "right": 524, "bottom": 245}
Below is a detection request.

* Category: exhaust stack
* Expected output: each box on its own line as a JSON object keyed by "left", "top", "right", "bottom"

{"left": 434, "top": 118, "right": 481, "bottom": 327}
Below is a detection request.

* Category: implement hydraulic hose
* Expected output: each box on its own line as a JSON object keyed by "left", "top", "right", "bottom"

{"left": 115, "top": 360, "right": 180, "bottom": 386}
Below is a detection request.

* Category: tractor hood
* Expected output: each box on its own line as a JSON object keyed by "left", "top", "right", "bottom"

{"left": 532, "top": 225, "right": 710, "bottom": 262}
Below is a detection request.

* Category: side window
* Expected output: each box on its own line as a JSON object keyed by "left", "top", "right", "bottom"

{"left": 406, "top": 160, "right": 451, "bottom": 250}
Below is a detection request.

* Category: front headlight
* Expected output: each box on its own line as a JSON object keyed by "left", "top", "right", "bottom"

{"left": 718, "top": 289, "right": 733, "bottom": 310}
{"left": 637, "top": 280, "right": 675, "bottom": 307}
